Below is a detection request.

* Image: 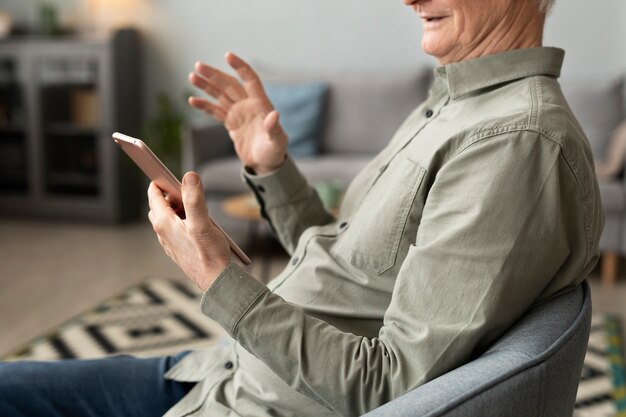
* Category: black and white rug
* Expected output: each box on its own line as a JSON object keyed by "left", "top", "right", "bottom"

{"left": 575, "top": 314, "right": 626, "bottom": 417}
{"left": 3, "top": 277, "right": 625, "bottom": 417}
{"left": 3, "top": 277, "right": 223, "bottom": 360}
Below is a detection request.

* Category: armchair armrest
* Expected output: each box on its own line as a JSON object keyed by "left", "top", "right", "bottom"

{"left": 182, "top": 120, "right": 234, "bottom": 172}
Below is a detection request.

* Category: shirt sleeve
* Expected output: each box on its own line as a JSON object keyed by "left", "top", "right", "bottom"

{"left": 243, "top": 155, "right": 335, "bottom": 254}
{"left": 202, "top": 131, "right": 587, "bottom": 416}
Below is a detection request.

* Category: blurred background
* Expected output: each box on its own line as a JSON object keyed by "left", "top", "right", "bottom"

{"left": 0, "top": 1, "right": 625, "bottom": 402}
{"left": 2, "top": 0, "right": 624, "bottom": 120}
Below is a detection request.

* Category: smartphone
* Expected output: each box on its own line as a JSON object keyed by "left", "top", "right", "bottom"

{"left": 112, "top": 132, "right": 251, "bottom": 266}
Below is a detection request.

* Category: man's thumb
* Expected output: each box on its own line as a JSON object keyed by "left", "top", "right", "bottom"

{"left": 263, "top": 110, "right": 282, "bottom": 138}
{"left": 182, "top": 172, "right": 210, "bottom": 224}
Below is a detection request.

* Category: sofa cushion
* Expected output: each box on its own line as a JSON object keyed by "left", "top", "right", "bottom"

{"left": 561, "top": 77, "right": 625, "bottom": 160}
{"left": 260, "top": 67, "right": 432, "bottom": 156}
{"left": 199, "top": 155, "right": 372, "bottom": 196}
{"left": 265, "top": 82, "right": 328, "bottom": 158}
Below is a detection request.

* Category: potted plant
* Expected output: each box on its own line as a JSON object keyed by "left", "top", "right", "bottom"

{"left": 142, "top": 92, "right": 185, "bottom": 178}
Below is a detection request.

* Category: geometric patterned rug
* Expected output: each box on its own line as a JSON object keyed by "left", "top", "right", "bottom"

{"left": 1, "top": 277, "right": 223, "bottom": 361}
{"left": 2, "top": 277, "right": 625, "bottom": 417}
{"left": 575, "top": 314, "right": 626, "bottom": 417}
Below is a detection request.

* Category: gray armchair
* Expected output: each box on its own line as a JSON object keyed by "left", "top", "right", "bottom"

{"left": 364, "top": 281, "right": 591, "bottom": 417}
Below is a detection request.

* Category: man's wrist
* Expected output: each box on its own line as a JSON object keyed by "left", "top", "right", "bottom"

{"left": 200, "top": 260, "right": 232, "bottom": 292}
{"left": 249, "top": 154, "right": 287, "bottom": 176}
{"left": 200, "top": 262, "right": 268, "bottom": 336}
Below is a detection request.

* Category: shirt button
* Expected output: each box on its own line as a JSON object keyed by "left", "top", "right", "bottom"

{"left": 425, "top": 109, "right": 434, "bottom": 118}
{"left": 224, "top": 361, "right": 234, "bottom": 370}
{"left": 257, "top": 185, "right": 266, "bottom": 193}
{"left": 292, "top": 257, "right": 299, "bottom": 265}
{"left": 339, "top": 221, "right": 348, "bottom": 229}
{"left": 379, "top": 164, "right": 388, "bottom": 174}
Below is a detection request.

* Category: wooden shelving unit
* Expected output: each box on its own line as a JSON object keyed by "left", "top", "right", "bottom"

{"left": 0, "top": 29, "right": 142, "bottom": 223}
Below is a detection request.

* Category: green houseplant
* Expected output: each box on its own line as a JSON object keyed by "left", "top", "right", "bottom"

{"left": 142, "top": 93, "right": 185, "bottom": 178}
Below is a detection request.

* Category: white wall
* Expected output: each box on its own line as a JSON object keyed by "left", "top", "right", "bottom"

{"left": 1, "top": 0, "right": 624, "bottom": 119}
{"left": 544, "top": 0, "right": 625, "bottom": 79}
{"left": 134, "top": 0, "right": 430, "bottom": 119}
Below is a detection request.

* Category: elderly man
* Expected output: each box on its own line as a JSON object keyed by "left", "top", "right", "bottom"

{"left": 0, "top": 0, "right": 603, "bottom": 416}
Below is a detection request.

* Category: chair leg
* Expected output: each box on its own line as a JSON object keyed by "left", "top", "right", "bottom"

{"left": 601, "top": 252, "right": 619, "bottom": 287}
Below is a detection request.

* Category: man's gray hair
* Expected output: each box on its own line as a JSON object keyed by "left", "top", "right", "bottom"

{"left": 539, "top": 0, "right": 556, "bottom": 13}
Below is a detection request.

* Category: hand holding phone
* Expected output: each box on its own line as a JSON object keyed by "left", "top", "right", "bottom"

{"left": 113, "top": 132, "right": 251, "bottom": 266}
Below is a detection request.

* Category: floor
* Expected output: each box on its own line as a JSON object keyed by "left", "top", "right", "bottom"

{"left": 1, "top": 217, "right": 625, "bottom": 357}
{"left": 0, "top": 217, "right": 288, "bottom": 357}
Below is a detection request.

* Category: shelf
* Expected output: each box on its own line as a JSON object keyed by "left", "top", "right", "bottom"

{"left": 47, "top": 172, "right": 98, "bottom": 187}
{"left": 0, "top": 77, "right": 18, "bottom": 85}
{"left": 0, "top": 168, "right": 28, "bottom": 193}
{"left": 45, "top": 123, "right": 99, "bottom": 136}
{"left": 39, "top": 59, "right": 98, "bottom": 87}
{"left": 0, "top": 166, "right": 27, "bottom": 177}
{"left": 0, "top": 29, "right": 141, "bottom": 222}
{"left": 46, "top": 172, "right": 99, "bottom": 196}
{"left": 40, "top": 80, "right": 96, "bottom": 89}
{"left": 40, "top": 85, "right": 100, "bottom": 128}
{"left": 0, "top": 138, "right": 27, "bottom": 180}
{"left": 0, "top": 182, "right": 28, "bottom": 194}
{"left": 0, "top": 124, "right": 26, "bottom": 134}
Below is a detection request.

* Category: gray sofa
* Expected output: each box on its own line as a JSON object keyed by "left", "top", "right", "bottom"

{"left": 182, "top": 68, "right": 433, "bottom": 246}
{"left": 561, "top": 77, "right": 626, "bottom": 286}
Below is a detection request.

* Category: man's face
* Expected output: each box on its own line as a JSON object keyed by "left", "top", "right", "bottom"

{"left": 404, "top": 0, "right": 525, "bottom": 64}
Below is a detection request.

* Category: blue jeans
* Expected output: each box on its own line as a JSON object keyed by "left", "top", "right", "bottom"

{"left": 0, "top": 352, "right": 194, "bottom": 417}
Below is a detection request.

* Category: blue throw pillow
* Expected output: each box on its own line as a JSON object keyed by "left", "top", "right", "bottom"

{"left": 264, "top": 82, "right": 328, "bottom": 158}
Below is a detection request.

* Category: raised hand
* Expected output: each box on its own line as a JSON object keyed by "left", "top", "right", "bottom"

{"left": 189, "top": 52, "right": 288, "bottom": 174}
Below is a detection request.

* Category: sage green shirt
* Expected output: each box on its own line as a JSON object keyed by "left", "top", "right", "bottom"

{"left": 163, "top": 47, "right": 603, "bottom": 417}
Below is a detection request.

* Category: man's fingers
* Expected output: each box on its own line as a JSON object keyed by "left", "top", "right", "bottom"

{"left": 181, "top": 172, "right": 212, "bottom": 235}
{"left": 194, "top": 61, "right": 247, "bottom": 101}
{"left": 148, "top": 182, "right": 172, "bottom": 212}
{"left": 225, "top": 52, "right": 269, "bottom": 101}
{"left": 189, "top": 72, "right": 233, "bottom": 110}
{"left": 188, "top": 97, "right": 227, "bottom": 121}
{"left": 225, "top": 52, "right": 259, "bottom": 83}
{"left": 148, "top": 182, "right": 177, "bottom": 233}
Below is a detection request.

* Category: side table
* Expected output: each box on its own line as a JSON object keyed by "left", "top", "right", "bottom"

{"left": 221, "top": 191, "right": 341, "bottom": 282}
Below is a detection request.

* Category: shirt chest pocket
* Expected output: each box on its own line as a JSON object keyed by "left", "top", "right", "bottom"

{"left": 332, "top": 157, "right": 427, "bottom": 275}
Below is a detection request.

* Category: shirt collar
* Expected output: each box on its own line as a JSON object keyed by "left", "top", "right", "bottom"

{"left": 434, "top": 47, "right": 565, "bottom": 100}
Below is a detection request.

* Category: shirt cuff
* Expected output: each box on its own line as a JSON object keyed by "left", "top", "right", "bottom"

{"left": 241, "top": 156, "right": 310, "bottom": 209}
{"left": 200, "top": 262, "right": 268, "bottom": 336}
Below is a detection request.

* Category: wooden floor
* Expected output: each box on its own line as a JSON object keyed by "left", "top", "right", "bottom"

{"left": 0, "top": 217, "right": 624, "bottom": 357}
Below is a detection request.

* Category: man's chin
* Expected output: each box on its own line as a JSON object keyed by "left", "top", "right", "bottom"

{"left": 421, "top": 39, "right": 449, "bottom": 63}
